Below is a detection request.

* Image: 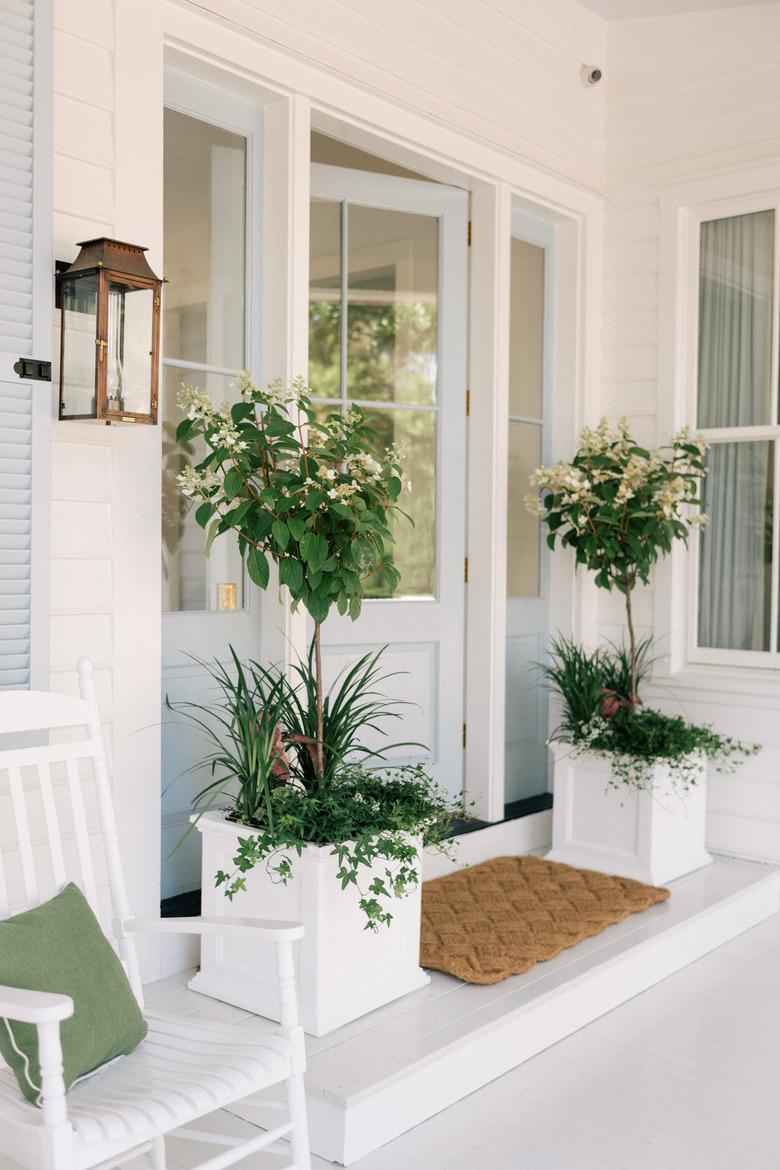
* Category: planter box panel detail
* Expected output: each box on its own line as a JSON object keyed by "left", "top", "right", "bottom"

{"left": 190, "top": 812, "right": 429, "bottom": 1036}
{"left": 547, "top": 748, "right": 713, "bottom": 886}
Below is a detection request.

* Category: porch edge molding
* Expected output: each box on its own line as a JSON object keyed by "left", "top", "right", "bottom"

{"left": 464, "top": 180, "right": 512, "bottom": 822}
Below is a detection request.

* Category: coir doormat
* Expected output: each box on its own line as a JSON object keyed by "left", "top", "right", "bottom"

{"left": 420, "top": 855, "right": 670, "bottom": 985}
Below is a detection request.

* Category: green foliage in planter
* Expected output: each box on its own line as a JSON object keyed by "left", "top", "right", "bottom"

{"left": 167, "top": 647, "right": 456, "bottom": 929}
{"left": 217, "top": 763, "right": 456, "bottom": 930}
{"left": 174, "top": 373, "right": 411, "bottom": 781}
{"left": 175, "top": 374, "right": 405, "bottom": 626}
{"left": 541, "top": 636, "right": 757, "bottom": 792}
{"left": 527, "top": 418, "right": 708, "bottom": 702}
{"left": 250, "top": 645, "right": 421, "bottom": 794}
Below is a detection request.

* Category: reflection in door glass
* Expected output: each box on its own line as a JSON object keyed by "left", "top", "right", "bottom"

{"left": 505, "top": 236, "right": 549, "bottom": 806}
{"left": 309, "top": 199, "right": 341, "bottom": 400}
{"left": 161, "top": 367, "right": 245, "bottom": 613}
{"left": 347, "top": 205, "right": 438, "bottom": 407}
{"left": 363, "top": 408, "right": 436, "bottom": 599}
{"left": 162, "top": 108, "right": 248, "bottom": 613}
{"left": 309, "top": 198, "right": 439, "bottom": 599}
{"left": 507, "top": 422, "right": 541, "bottom": 598}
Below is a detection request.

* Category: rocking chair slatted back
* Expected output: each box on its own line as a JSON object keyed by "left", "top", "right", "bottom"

{"left": 0, "top": 659, "right": 143, "bottom": 1005}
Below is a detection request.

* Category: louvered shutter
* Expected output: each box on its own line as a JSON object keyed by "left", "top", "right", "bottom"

{"left": 0, "top": 0, "right": 51, "bottom": 690}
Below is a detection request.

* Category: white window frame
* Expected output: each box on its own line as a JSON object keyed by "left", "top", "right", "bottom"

{"left": 658, "top": 164, "right": 780, "bottom": 680}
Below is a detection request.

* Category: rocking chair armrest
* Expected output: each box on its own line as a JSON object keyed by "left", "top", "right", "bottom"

{"left": 123, "top": 915, "right": 305, "bottom": 943}
{"left": 0, "top": 984, "right": 74, "bottom": 1024}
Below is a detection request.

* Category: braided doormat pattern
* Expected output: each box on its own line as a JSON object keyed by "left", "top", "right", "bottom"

{"left": 420, "top": 855, "right": 670, "bottom": 985}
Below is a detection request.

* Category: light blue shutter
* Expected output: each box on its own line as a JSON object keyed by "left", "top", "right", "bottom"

{"left": 0, "top": 0, "right": 51, "bottom": 690}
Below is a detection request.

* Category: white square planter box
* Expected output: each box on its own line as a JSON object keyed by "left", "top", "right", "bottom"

{"left": 546, "top": 746, "right": 713, "bottom": 886}
{"left": 189, "top": 810, "right": 430, "bottom": 1036}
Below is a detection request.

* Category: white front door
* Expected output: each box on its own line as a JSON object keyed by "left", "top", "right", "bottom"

{"left": 309, "top": 164, "right": 468, "bottom": 799}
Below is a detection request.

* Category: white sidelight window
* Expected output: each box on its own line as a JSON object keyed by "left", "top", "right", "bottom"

{"left": 694, "top": 207, "right": 780, "bottom": 664}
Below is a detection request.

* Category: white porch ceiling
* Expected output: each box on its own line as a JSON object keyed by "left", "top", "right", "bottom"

{"left": 579, "top": 0, "right": 780, "bottom": 18}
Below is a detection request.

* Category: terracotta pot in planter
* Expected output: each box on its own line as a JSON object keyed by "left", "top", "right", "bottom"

{"left": 546, "top": 745, "right": 712, "bottom": 886}
{"left": 189, "top": 810, "right": 430, "bottom": 1036}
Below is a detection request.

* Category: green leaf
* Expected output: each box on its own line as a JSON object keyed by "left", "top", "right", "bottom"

{"left": 176, "top": 417, "right": 196, "bottom": 442}
{"left": 247, "top": 548, "right": 270, "bottom": 590}
{"left": 279, "top": 557, "right": 303, "bottom": 592}
{"left": 223, "top": 468, "right": 243, "bottom": 499}
{"left": 288, "top": 516, "right": 306, "bottom": 541}
{"left": 272, "top": 519, "right": 290, "bottom": 550}
{"left": 205, "top": 518, "right": 221, "bottom": 557}
{"left": 231, "top": 402, "right": 255, "bottom": 423}
{"left": 195, "top": 502, "right": 213, "bottom": 529}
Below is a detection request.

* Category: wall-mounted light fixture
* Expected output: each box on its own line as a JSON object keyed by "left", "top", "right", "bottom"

{"left": 56, "top": 238, "right": 162, "bottom": 425}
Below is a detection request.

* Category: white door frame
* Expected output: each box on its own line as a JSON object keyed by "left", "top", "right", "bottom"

{"left": 159, "top": 4, "right": 601, "bottom": 824}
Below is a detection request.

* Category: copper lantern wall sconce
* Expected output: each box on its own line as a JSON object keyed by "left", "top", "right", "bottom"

{"left": 56, "top": 238, "right": 162, "bottom": 425}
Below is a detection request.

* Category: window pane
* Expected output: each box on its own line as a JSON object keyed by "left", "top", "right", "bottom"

{"left": 60, "top": 275, "right": 98, "bottom": 418}
{"left": 507, "top": 422, "right": 542, "bottom": 597}
{"left": 162, "top": 366, "right": 245, "bottom": 614}
{"left": 163, "top": 109, "right": 246, "bottom": 369}
{"left": 697, "top": 210, "right": 774, "bottom": 429}
{"left": 509, "top": 239, "right": 544, "bottom": 419}
{"left": 361, "top": 408, "right": 436, "bottom": 599}
{"left": 698, "top": 440, "right": 773, "bottom": 651}
{"left": 309, "top": 199, "right": 341, "bottom": 400}
{"left": 107, "top": 283, "right": 153, "bottom": 414}
{"left": 346, "top": 205, "right": 438, "bottom": 406}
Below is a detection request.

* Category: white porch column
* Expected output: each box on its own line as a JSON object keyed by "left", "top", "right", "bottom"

{"left": 464, "top": 180, "right": 513, "bottom": 822}
{"left": 260, "top": 93, "right": 311, "bottom": 669}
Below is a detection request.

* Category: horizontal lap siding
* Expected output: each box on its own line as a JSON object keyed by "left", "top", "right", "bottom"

{"left": 194, "top": 0, "right": 607, "bottom": 192}
{"left": 601, "top": 7, "right": 780, "bottom": 863}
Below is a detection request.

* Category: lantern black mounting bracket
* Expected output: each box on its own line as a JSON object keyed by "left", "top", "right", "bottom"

{"left": 54, "top": 258, "right": 74, "bottom": 310}
{"left": 14, "top": 357, "right": 52, "bottom": 382}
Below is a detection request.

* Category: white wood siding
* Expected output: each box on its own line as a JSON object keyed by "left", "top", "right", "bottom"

{"left": 51, "top": 0, "right": 163, "bottom": 979}
{"left": 602, "top": 7, "right": 780, "bottom": 864}
{"left": 189, "top": 0, "right": 607, "bottom": 194}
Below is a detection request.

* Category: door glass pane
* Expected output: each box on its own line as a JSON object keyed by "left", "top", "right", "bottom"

{"left": 309, "top": 199, "right": 341, "bottom": 400}
{"left": 163, "top": 109, "right": 246, "bottom": 369}
{"left": 362, "top": 407, "right": 437, "bottom": 599}
{"left": 162, "top": 366, "right": 245, "bottom": 614}
{"left": 60, "top": 275, "right": 98, "bottom": 418}
{"left": 698, "top": 440, "right": 773, "bottom": 651}
{"left": 509, "top": 239, "right": 544, "bottom": 419}
{"left": 507, "top": 422, "right": 541, "bottom": 597}
{"left": 698, "top": 210, "right": 774, "bottom": 429}
{"left": 346, "top": 205, "right": 438, "bottom": 406}
{"left": 107, "top": 282, "right": 153, "bottom": 414}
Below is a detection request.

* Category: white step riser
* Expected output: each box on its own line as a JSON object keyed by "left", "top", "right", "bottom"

{"left": 229, "top": 867, "right": 780, "bottom": 1164}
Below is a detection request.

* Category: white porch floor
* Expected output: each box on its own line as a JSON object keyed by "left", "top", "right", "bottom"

{"left": 159, "top": 895, "right": 780, "bottom": 1170}
{"left": 1, "top": 856, "right": 778, "bottom": 1170}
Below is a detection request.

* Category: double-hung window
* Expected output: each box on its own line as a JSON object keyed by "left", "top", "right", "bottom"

{"left": 693, "top": 205, "right": 780, "bottom": 665}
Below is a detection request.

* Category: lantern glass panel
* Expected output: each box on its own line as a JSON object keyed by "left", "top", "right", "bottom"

{"left": 60, "top": 274, "right": 98, "bottom": 418}
{"left": 106, "top": 281, "right": 155, "bottom": 414}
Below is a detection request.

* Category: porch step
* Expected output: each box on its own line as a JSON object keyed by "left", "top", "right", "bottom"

{"left": 229, "top": 855, "right": 780, "bottom": 1165}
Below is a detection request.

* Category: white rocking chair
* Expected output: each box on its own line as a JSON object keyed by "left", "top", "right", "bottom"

{"left": 0, "top": 659, "right": 311, "bottom": 1170}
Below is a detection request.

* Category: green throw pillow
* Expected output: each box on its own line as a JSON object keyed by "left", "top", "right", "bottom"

{"left": 0, "top": 882, "right": 148, "bottom": 1105}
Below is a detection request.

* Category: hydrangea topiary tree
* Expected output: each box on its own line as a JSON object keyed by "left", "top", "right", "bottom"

{"left": 525, "top": 417, "right": 708, "bottom": 704}
{"left": 175, "top": 373, "right": 406, "bottom": 780}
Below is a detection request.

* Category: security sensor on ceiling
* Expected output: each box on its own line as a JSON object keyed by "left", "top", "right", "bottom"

{"left": 582, "top": 65, "right": 603, "bottom": 85}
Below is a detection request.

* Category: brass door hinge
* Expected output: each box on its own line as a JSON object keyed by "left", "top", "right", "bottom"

{"left": 465, "top": 388, "right": 470, "bottom": 416}
{"left": 462, "top": 723, "right": 467, "bottom": 749}
{"left": 467, "top": 220, "right": 472, "bottom": 247}
{"left": 464, "top": 556, "right": 469, "bottom": 583}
